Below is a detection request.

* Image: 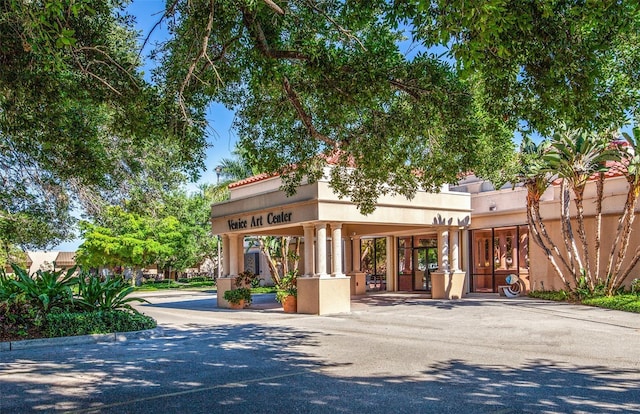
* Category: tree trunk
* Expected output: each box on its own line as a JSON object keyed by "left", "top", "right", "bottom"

{"left": 593, "top": 173, "right": 604, "bottom": 285}
{"left": 560, "top": 180, "right": 582, "bottom": 285}
{"left": 608, "top": 182, "right": 640, "bottom": 293}
{"left": 527, "top": 199, "right": 568, "bottom": 288}
{"left": 572, "top": 184, "right": 593, "bottom": 289}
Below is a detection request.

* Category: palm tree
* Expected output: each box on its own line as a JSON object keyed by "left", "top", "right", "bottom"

{"left": 517, "top": 136, "right": 571, "bottom": 288}
{"left": 201, "top": 146, "right": 261, "bottom": 203}
{"left": 608, "top": 126, "right": 640, "bottom": 293}
{"left": 544, "top": 126, "right": 617, "bottom": 290}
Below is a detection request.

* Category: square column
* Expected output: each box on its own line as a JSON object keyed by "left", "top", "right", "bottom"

{"left": 331, "top": 223, "right": 343, "bottom": 277}
{"left": 432, "top": 227, "right": 465, "bottom": 300}
{"left": 352, "top": 236, "right": 361, "bottom": 272}
{"left": 228, "top": 234, "right": 239, "bottom": 276}
{"left": 386, "top": 235, "right": 395, "bottom": 292}
{"left": 218, "top": 233, "right": 241, "bottom": 309}
{"left": 222, "top": 235, "right": 230, "bottom": 277}
{"left": 303, "top": 224, "right": 315, "bottom": 276}
{"left": 298, "top": 222, "right": 351, "bottom": 315}
{"left": 237, "top": 234, "right": 245, "bottom": 274}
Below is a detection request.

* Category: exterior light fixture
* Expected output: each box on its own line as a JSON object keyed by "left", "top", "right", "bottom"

{"left": 215, "top": 165, "right": 223, "bottom": 184}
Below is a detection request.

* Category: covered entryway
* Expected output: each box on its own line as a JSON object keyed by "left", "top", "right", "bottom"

{"left": 211, "top": 171, "right": 472, "bottom": 315}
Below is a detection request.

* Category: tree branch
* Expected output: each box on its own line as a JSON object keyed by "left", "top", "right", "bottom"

{"left": 282, "top": 76, "right": 337, "bottom": 147}
{"left": 263, "top": 0, "right": 285, "bottom": 15}
{"left": 179, "top": 0, "right": 219, "bottom": 119}
{"left": 241, "top": 8, "right": 309, "bottom": 60}
{"left": 298, "top": 0, "right": 366, "bottom": 50}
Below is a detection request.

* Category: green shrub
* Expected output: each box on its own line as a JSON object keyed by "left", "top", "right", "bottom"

{"left": 145, "top": 279, "right": 174, "bottom": 285}
{"left": 275, "top": 270, "right": 297, "bottom": 304}
{"left": 0, "top": 268, "right": 21, "bottom": 301}
{"left": 11, "top": 265, "right": 77, "bottom": 314}
{"left": 631, "top": 278, "right": 640, "bottom": 295}
{"left": 177, "top": 278, "right": 189, "bottom": 283}
{"left": 528, "top": 290, "right": 570, "bottom": 301}
{"left": 581, "top": 295, "right": 640, "bottom": 313}
{"left": 44, "top": 310, "right": 156, "bottom": 337}
{"left": 224, "top": 287, "right": 252, "bottom": 305}
{"left": 0, "top": 296, "right": 42, "bottom": 339}
{"left": 252, "top": 286, "right": 277, "bottom": 294}
{"left": 187, "top": 276, "right": 207, "bottom": 283}
{"left": 75, "top": 274, "right": 148, "bottom": 312}
{"left": 184, "top": 281, "right": 216, "bottom": 288}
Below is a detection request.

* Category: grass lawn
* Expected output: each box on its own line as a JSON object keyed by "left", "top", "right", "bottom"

{"left": 135, "top": 280, "right": 277, "bottom": 294}
{"left": 528, "top": 290, "right": 640, "bottom": 313}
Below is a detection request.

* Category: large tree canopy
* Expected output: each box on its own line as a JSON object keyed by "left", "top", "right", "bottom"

{"left": 411, "top": 0, "right": 640, "bottom": 134}
{"left": 157, "top": 0, "right": 514, "bottom": 214}
{"left": 4, "top": 0, "right": 640, "bottom": 248}
{"left": 156, "top": 0, "right": 640, "bottom": 213}
{"left": 0, "top": 0, "right": 208, "bottom": 249}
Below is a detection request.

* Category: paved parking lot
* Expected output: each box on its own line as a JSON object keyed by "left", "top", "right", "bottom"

{"left": 1, "top": 291, "right": 639, "bottom": 413}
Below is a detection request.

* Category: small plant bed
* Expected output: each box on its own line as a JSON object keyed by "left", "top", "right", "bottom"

{"left": 251, "top": 286, "right": 277, "bottom": 294}
{"left": 581, "top": 295, "right": 640, "bottom": 313}
{"left": 136, "top": 279, "right": 217, "bottom": 291}
{"left": 528, "top": 290, "right": 640, "bottom": 313}
{"left": 1, "top": 265, "right": 156, "bottom": 342}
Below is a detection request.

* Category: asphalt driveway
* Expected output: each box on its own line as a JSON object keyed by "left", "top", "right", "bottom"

{"left": 1, "top": 291, "right": 639, "bottom": 413}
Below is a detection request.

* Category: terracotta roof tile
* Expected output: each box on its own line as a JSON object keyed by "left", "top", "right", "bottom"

{"left": 551, "top": 160, "right": 627, "bottom": 185}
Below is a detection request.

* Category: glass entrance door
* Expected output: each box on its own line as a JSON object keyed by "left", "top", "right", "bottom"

{"left": 413, "top": 247, "right": 437, "bottom": 291}
{"left": 361, "top": 238, "right": 387, "bottom": 292}
{"left": 398, "top": 236, "right": 437, "bottom": 292}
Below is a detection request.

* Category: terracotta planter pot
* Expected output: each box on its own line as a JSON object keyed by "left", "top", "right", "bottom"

{"left": 228, "top": 299, "right": 245, "bottom": 309}
{"left": 282, "top": 295, "right": 297, "bottom": 313}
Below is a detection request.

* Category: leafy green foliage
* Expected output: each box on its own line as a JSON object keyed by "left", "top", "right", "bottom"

{"left": 77, "top": 206, "right": 177, "bottom": 271}
{"left": 414, "top": 1, "right": 640, "bottom": 135}
{"left": 10, "top": 265, "right": 77, "bottom": 314}
{"left": 527, "top": 290, "right": 570, "bottom": 302}
{"left": 75, "top": 274, "right": 149, "bottom": 312}
{"left": 1, "top": 264, "right": 156, "bottom": 341}
{"left": 77, "top": 188, "right": 218, "bottom": 276}
{"left": 158, "top": 0, "right": 513, "bottom": 213}
{"left": 581, "top": 295, "right": 640, "bottom": 313}
{"left": 44, "top": 310, "right": 156, "bottom": 338}
{"left": 1, "top": 0, "right": 207, "bottom": 249}
{"left": 528, "top": 289, "right": 640, "bottom": 313}
{"left": 275, "top": 270, "right": 297, "bottom": 304}
{"left": 0, "top": 268, "right": 21, "bottom": 302}
{"left": 223, "top": 288, "right": 252, "bottom": 305}
{"left": 0, "top": 296, "right": 41, "bottom": 340}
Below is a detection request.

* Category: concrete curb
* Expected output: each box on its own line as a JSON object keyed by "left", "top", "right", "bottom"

{"left": 0, "top": 327, "right": 164, "bottom": 352}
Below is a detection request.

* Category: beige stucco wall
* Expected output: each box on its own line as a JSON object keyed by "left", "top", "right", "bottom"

{"left": 529, "top": 214, "right": 640, "bottom": 291}
{"left": 464, "top": 173, "right": 640, "bottom": 292}
{"left": 212, "top": 175, "right": 472, "bottom": 237}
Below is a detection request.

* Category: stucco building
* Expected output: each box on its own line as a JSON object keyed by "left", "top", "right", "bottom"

{"left": 212, "top": 162, "right": 640, "bottom": 314}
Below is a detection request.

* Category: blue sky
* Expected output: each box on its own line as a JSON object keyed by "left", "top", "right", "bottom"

{"left": 125, "top": 1, "right": 239, "bottom": 187}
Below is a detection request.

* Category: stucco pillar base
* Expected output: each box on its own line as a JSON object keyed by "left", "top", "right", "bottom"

{"left": 297, "top": 275, "right": 351, "bottom": 315}
{"left": 348, "top": 272, "right": 366, "bottom": 296}
{"left": 431, "top": 271, "right": 466, "bottom": 300}
{"left": 216, "top": 276, "right": 236, "bottom": 308}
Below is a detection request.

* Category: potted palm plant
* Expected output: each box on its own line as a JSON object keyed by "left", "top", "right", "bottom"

{"left": 275, "top": 270, "right": 297, "bottom": 313}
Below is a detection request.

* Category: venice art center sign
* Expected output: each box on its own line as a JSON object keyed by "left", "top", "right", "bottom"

{"left": 227, "top": 211, "right": 293, "bottom": 230}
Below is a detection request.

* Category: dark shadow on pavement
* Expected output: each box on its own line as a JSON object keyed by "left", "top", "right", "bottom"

{"left": 1, "top": 322, "right": 639, "bottom": 413}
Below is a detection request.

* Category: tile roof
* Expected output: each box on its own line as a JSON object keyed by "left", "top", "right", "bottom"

{"left": 551, "top": 161, "right": 627, "bottom": 185}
